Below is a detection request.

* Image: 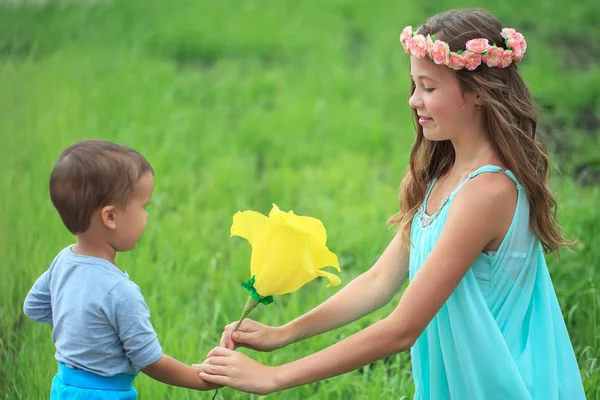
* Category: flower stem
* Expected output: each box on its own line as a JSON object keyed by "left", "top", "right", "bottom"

{"left": 234, "top": 297, "right": 259, "bottom": 331}
{"left": 212, "top": 297, "right": 260, "bottom": 400}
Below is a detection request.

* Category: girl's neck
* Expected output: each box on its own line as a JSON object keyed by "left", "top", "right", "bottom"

{"left": 450, "top": 132, "right": 503, "bottom": 174}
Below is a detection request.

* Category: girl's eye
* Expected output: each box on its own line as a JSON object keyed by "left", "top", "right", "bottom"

{"left": 424, "top": 87, "right": 435, "bottom": 93}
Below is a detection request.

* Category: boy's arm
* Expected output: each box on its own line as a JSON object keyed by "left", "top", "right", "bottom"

{"left": 142, "top": 355, "right": 221, "bottom": 390}
{"left": 109, "top": 281, "right": 218, "bottom": 391}
{"left": 23, "top": 270, "right": 53, "bottom": 325}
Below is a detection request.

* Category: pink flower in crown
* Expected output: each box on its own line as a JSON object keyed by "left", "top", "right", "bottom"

{"left": 499, "top": 49, "right": 513, "bottom": 68}
{"left": 409, "top": 35, "right": 429, "bottom": 59}
{"left": 426, "top": 35, "right": 435, "bottom": 54}
{"left": 509, "top": 36, "right": 527, "bottom": 62}
{"left": 400, "top": 26, "right": 413, "bottom": 52}
{"left": 430, "top": 40, "right": 450, "bottom": 65}
{"left": 448, "top": 52, "right": 466, "bottom": 70}
{"left": 501, "top": 28, "right": 517, "bottom": 40}
{"left": 465, "top": 38, "right": 491, "bottom": 54}
{"left": 513, "top": 45, "right": 526, "bottom": 62}
{"left": 502, "top": 28, "right": 527, "bottom": 62}
{"left": 482, "top": 46, "right": 504, "bottom": 67}
{"left": 463, "top": 51, "right": 482, "bottom": 71}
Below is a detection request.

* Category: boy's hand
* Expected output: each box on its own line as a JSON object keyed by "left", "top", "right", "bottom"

{"left": 191, "top": 364, "right": 223, "bottom": 389}
{"left": 142, "top": 354, "right": 222, "bottom": 391}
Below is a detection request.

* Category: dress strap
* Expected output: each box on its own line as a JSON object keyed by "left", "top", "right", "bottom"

{"left": 448, "top": 165, "right": 522, "bottom": 201}
{"left": 423, "top": 177, "right": 438, "bottom": 207}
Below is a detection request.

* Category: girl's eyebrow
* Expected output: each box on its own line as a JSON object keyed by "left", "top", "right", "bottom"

{"left": 411, "top": 75, "right": 439, "bottom": 83}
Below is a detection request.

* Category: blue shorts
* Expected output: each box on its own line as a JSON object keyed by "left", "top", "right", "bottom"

{"left": 50, "top": 362, "right": 138, "bottom": 399}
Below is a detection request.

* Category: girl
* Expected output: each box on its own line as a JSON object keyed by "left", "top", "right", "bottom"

{"left": 196, "top": 9, "right": 586, "bottom": 399}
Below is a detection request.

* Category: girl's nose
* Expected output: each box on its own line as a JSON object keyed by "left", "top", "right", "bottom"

{"left": 409, "top": 91, "right": 423, "bottom": 109}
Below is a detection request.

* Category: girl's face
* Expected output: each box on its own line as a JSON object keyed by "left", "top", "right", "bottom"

{"left": 408, "top": 56, "right": 480, "bottom": 141}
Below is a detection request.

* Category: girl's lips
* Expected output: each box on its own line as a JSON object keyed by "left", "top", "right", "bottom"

{"left": 419, "top": 117, "right": 433, "bottom": 125}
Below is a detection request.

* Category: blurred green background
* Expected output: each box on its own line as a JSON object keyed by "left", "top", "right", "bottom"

{"left": 1, "top": 0, "right": 598, "bottom": 398}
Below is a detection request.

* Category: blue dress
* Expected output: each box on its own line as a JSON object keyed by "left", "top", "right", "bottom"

{"left": 409, "top": 165, "right": 585, "bottom": 399}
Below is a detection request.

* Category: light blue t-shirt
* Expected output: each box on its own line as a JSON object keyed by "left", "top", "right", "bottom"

{"left": 23, "top": 246, "right": 163, "bottom": 377}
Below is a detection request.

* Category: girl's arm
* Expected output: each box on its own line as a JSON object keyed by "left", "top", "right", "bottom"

{"left": 199, "top": 174, "right": 516, "bottom": 395}
{"left": 282, "top": 230, "right": 410, "bottom": 343}
{"left": 222, "top": 231, "right": 410, "bottom": 351}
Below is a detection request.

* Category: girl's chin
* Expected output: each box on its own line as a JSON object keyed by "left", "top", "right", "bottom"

{"left": 422, "top": 128, "right": 448, "bottom": 142}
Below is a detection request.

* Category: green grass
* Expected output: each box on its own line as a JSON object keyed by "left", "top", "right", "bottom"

{"left": 1, "top": 0, "right": 599, "bottom": 398}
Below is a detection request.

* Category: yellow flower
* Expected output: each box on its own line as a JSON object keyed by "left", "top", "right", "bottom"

{"left": 231, "top": 204, "right": 341, "bottom": 297}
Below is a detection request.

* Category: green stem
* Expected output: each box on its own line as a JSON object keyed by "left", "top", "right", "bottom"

{"left": 212, "top": 297, "right": 259, "bottom": 400}
{"left": 234, "top": 297, "right": 259, "bottom": 331}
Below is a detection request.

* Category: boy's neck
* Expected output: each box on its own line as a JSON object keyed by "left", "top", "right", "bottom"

{"left": 72, "top": 236, "right": 118, "bottom": 265}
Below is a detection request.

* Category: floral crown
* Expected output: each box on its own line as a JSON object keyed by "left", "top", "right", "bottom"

{"left": 399, "top": 26, "right": 527, "bottom": 71}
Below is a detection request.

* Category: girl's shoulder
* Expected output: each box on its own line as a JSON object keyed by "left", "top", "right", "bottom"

{"left": 448, "top": 170, "right": 520, "bottom": 238}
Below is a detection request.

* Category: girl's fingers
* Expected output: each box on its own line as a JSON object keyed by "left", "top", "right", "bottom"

{"left": 199, "top": 372, "right": 230, "bottom": 386}
{"left": 207, "top": 346, "right": 235, "bottom": 358}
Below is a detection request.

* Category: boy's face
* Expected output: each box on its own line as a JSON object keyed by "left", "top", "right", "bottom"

{"left": 112, "top": 172, "right": 154, "bottom": 251}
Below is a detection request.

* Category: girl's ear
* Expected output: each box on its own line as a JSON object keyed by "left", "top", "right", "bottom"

{"left": 466, "top": 91, "right": 483, "bottom": 108}
{"left": 475, "top": 93, "right": 484, "bottom": 107}
{"left": 100, "top": 205, "right": 117, "bottom": 230}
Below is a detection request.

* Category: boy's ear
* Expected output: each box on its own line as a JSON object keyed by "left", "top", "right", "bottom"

{"left": 100, "top": 205, "right": 118, "bottom": 230}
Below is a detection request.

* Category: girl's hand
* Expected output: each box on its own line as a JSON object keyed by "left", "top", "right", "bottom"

{"left": 194, "top": 347, "right": 278, "bottom": 395}
{"left": 221, "top": 318, "right": 288, "bottom": 352}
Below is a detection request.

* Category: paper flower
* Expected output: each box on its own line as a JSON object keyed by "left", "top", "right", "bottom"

{"left": 230, "top": 203, "right": 341, "bottom": 328}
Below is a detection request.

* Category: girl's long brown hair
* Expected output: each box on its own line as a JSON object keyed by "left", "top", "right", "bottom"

{"left": 389, "top": 9, "right": 574, "bottom": 253}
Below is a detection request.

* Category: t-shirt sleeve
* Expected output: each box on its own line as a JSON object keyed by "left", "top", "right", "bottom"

{"left": 106, "top": 280, "right": 163, "bottom": 370}
{"left": 23, "top": 268, "right": 53, "bottom": 325}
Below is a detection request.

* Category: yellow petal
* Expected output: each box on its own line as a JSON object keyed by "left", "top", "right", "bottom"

{"left": 253, "top": 227, "right": 315, "bottom": 295}
{"left": 234, "top": 205, "right": 341, "bottom": 298}
{"left": 309, "top": 236, "right": 340, "bottom": 272}
{"left": 253, "top": 227, "right": 341, "bottom": 296}
{"left": 231, "top": 210, "right": 271, "bottom": 243}
{"left": 231, "top": 210, "right": 273, "bottom": 278}
{"left": 315, "top": 268, "right": 341, "bottom": 287}
{"left": 269, "top": 204, "right": 327, "bottom": 245}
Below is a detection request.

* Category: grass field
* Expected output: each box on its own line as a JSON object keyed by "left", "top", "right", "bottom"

{"left": 1, "top": 0, "right": 599, "bottom": 398}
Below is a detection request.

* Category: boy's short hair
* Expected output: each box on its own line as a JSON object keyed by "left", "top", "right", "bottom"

{"left": 49, "top": 139, "right": 154, "bottom": 234}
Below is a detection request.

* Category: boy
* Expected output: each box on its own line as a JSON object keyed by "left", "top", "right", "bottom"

{"left": 24, "top": 139, "right": 218, "bottom": 399}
